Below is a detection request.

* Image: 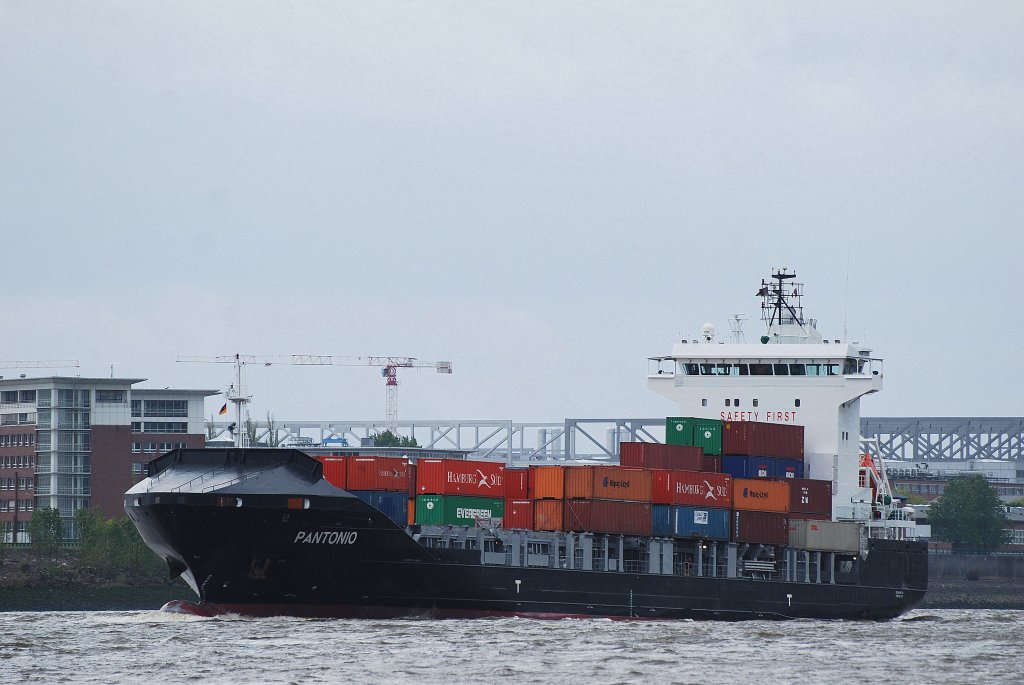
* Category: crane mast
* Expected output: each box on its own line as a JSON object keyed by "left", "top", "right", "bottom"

{"left": 176, "top": 354, "right": 452, "bottom": 446}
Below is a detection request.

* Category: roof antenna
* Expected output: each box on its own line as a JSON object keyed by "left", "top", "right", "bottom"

{"left": 843, "top": 233, "right": 851, "bottom": 343}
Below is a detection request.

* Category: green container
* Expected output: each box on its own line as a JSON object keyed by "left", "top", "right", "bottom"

{"left": 666, "top": 417, "right": 723, "bottom": 455}
{"left": 415, "top": 495, "right": 505, "bottom": 526}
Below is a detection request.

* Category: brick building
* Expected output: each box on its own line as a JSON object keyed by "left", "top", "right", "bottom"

{"left": 0, "top": 377, "right": 215, "bottom": 542}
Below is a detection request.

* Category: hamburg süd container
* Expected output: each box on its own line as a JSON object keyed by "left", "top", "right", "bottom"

{"left": 503, "top": 499, "right": 534, "bottom": 530}
{"left": 651, "top": 470, "right": 732, "bottom": 508}
{"left": 619, "top": 442, "right": 703, "bottom": 471}
{"left": 416, "top": 458, "right": 505, "bottom": 497}
{"left": 321, "top": 458, "right": 347, "bottom": 489}
{"left": 533, "top": 499, "right": 564, "bottom": 531}
{"left": 721, "top": 421, "right": 804, "bottom": 459}
{"left": 666, "top": 417, "right": 723, "bottom": 455}
{"left": 347, "top": 490, "right": 408, "bottom": 526}
{"left": 732, "top": 478, "right": 790, "bottom": 513}
{"left": 528, "top": 465, "right": 565, "bottom": 499}
{"left": 732, "top": 510, "right": 789, "bottom": 545}
{"left": 346, "top": 456, "right": 412, "bottom": 492}
{"left": 505, "top": 469, "right": 529, "bottom": 500}
{"left": 788, "top": 519, "right": 861, "bottom": 552}
{"left": 562, "top": 500, "right": 652, "bottom": 536}
{"left": 671, "top": 506, "right": 731, "bottom": 541}
{"left": 785, "top": 478, "right": 832, "bottom": 516}
{"left": 414, "top": 495, "right": 505, "bottom": 526}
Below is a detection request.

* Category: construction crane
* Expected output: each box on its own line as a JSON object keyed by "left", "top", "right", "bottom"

{"left": 176, "top": 354, "right": 453, "bottom": 446}
{"left": 0, "top": 360, "right": 79, "bottom": 378}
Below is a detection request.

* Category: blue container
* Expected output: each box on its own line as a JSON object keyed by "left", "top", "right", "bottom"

{"left": 722, "top": 455, "right": 775, "bottom": 479}
{"left": 349, "top": 490, "right": 407, "bottom": 526}
{"left": 651, "top": 504, "right": 671, "bottom": 537}
{"left": 671, "top": 506, "right": 731, "bottom": 541}
{"left": 774, "top": 458, "right": 804, "bottom": 479}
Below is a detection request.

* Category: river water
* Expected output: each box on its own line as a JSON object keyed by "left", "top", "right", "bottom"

{"left": 3, "top": 609, "right": 1020, "bottom": 684}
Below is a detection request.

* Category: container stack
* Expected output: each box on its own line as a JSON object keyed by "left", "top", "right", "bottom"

{"left": 562, "top": 466, "right": 653, "bottom": 536}
{"left": 414, "top": 458, "right": 506, "bottom": 526}
{"left": 720, "top": 421, "right": 805, "bottom": 480}
{"left": 344, "top": 457, "right": 412, "bottom": 527}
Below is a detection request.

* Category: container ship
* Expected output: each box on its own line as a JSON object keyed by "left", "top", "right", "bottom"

{"left": 126, "top": 270, "right": 927, "bottom": 619}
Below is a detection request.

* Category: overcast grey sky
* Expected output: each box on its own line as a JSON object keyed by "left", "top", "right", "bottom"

{"left": 2, "top": 2, "right": 1022, "bottom": 422}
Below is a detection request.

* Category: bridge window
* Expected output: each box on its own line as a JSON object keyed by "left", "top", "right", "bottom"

{"left": 789, "top": 364, "right": 805, "bottom": 375}
{"left": 843, "top": 359, "right": 858, "bottom": 374}
{"left": 773, "top": 364, "right": 789, "bottom": 375}
{"left": 750, "top": 364, "right": 772, "bottom": 376}
{"left": 826, "top": 364, "right": 840, "bottom": 376}
{"left": 684, "top": 363, "right": 699, "bottom": 375}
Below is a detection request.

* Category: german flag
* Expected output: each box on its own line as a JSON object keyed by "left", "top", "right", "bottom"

{"left": 218, "top": 403, "right": 228, "bottom": 416}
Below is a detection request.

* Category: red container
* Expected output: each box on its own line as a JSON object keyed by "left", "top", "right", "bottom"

{"left": 346, "top": 456, "right": 412, "bottom": 492}
{"left": 619, "top": 442, "right": 703, "bottom": 470}
{"left": 504, "top": 499, "right": 534, "bottom": 530}
{"left": 562, "top": 500, "right": 652, "bottom": 536}
{"left": 505, "top": 469, "right": 529, "bottom": 500}
{"left": 591, "top": 466, "right": 652, "bottom": 502}
{"left": 700, "top": 454, "right": 722, "bottom": 473}
{"left": 529, "top": 465, "right": 565, "bottom": 499}
{"left": 533, "top": 499, "right": 564, "bottom": 531}
{"left": 407, "top": 464, "right": 417, "bottom": 498}
{"left": 732, "top": 478, "right": 790, "bottom": 513}
{"left": 407, "top": 498, "right": 415, "bottom": 526}
{"left": 416, "top": 458, "right": 505, "bottom": 496}
{"left": 784, "top": 478, "right": 832, "bottom": 516}
{"left": 652, "top": 470, "right": 732, "bottom": 508}
{"left": 563, "top": 466, "right": 595, "bottom": 499}
{"left": 722, "top": 421, "right": 805, "bottom": 459}
{"left": 321, "top": 458, "right": 347, "bottom": 489}
{"left": 732, "top": 510, "right": 789, "bottom": 544}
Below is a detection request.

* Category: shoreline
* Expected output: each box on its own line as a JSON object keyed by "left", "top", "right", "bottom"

{"left": 2, "top": 578, "right": 1021, "bottom": 613}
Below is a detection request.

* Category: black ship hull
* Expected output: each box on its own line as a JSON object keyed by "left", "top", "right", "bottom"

{"left": 126, "top": 449, "right": 927, "bottom": 620}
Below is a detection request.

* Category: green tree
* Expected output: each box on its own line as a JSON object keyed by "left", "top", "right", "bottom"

{"left": 28, "top": 507, "right": 64, "bottom": 561}
{"left": 370, "top": 430, "right": 418, "bottom": 448}
{"left": 1006, "top": 497, "right": 1024, "bottom": 508}
{"left": 928, "top": 475, "right": 1010, "bottom": 552}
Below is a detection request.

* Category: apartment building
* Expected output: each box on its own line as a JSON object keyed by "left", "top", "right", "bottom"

{"left": 0, "top": 377, "right": 216, "bottom": 541}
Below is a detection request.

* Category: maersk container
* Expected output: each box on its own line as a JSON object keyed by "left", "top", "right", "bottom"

{"left": 732, "top": 478, "right": 790, "bottom": 513}
{"left": 348, "top": 490, "right": 407, "bottom": 526}
{"left": 722, "top": 455, "right": 775, "bottom": 479}
{"left": 321, "top": 458, "right": 347, "bottom": 489}
{"left": 732, "top": 510, "right": 789, "bottom": 545}
{"left": 671, "top": 506, "right": 731, "bottom": 541}
{"left": 651, "top": 504, "right": 671, "bottom": 537}
{"left": 785, "top": 478, "right": 832, "bottom": 515}
{"left": 505, "top": 469, "right": 529, "bottom": 500}
{"left": 533, "top": 499, "right": 564, "bottom": 531}
{"left": 619, "top": 442, "right": 703, "bottom": 470}
{"left": 562, "top": 499, "right": 652, "bottom": 536}
{"left": 528, "top": 465, "right": 564, "bottom": 499}
{"left": 666, "top": 417, "right": 723, "bottom": 455}
{"left": 346, "top": 456, "right": 412, "bottom": 492}
{"left": 563, "top": 465, "right": 595, "bottom": 500}
{"left": 416, "top": 458, "right": 505, "bottom": 497}
{"left": 774, "top": 458, "right": 804, "bottom": 479}
{"left": 651, "top": 470, "right": 732, "bottom": 508}
{"left": 722, "top": 421, "right": 804, "bottom": 459}
{"left": 414, "top": 495, "right": 505, "bottom": 526}
{"left": 503, "top": 499, "right": 534, "bottom": 530}
{"left": 591, "top": 466, "right": 652, "bottom": 502}
{"left": 788, "top": 519, "right": 861, "bottom": 552}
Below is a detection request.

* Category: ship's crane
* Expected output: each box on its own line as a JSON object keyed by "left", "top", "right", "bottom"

{"left": 176, "top": 354, "right": 452, "bottom": 446}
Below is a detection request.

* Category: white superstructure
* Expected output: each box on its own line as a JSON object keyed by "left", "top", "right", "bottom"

{"left": 648, "top": 269, "right": 883, "bottom": 521}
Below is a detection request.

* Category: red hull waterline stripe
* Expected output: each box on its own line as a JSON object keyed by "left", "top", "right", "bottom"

{"left": 160, "top": 599, "right": 651, "bottom": 621}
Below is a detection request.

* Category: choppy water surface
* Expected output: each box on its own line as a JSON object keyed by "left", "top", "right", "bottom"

{"left": 3, "top": 609, "right": 1020, "bottom": 684}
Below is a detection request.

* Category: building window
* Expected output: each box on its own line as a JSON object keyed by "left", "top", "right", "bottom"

{"left": 95, "top": 390, "right": 124, "bottom": 403}
{"left": 143, "top": 422, "right": 188, "bottom": 434}
{"left": 131, "top": 422, "right": 141, "bottom": 433}
{"left": 131, "top": 400, "right": 142, "bottom": 417}
{"left": 19, "top": 390, "right": 36, "bottom": 403}
{"left": 132, "top": 442, "right": 142, "bottom": 453}
{"left": 131, "top": 463, "right": 143, "bottom": 474}
{"left": 143, "top": 400, "right": 188, "bottom": 417}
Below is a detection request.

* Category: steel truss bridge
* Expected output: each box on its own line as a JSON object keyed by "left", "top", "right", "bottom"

{"left": 207, "top": 416, "right": 1024, "bottom": 464}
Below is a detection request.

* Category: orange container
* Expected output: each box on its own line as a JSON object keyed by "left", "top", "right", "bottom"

{"left": 528, "top": 465, "right": 565, "bottom": 499}
{"left": 590, "top": 466, "right": 652, "bottom": 502}
{"left": 732, "top": 478, "right": 790, "bottom": 513}
{"left": 533, "top": 499, "right": 565, "bottom": 531}
{"left": 563, "top": 466, "right": 596, "bottom": 499}
{"left": 321, "top": 457, "right": 347, "bottom": 489}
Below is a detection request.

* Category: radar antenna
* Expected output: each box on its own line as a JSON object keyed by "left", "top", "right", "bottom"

{"left": 727, "top": 314, "right": 748, "bottom": 344}
{"left": 758, "top": 268, "right": 805, "bottom": 329}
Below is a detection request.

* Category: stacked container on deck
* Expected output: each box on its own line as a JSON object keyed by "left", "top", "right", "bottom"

{"left": 414, "top": 459, "right": 506, "bottom": 526}
{"left": 318, "top": 456, "right": 411, "bottom": 527}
